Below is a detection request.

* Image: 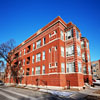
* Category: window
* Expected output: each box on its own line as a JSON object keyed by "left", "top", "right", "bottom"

{"left": 32, "top": 55, "right": 35, "bottom": 63}
{"left": 78, "top": 62, "right": 82, "bottom": 72}
{"left": 77, "top": 46, "right": 81, "bottom": 56}
{"left": 49, "top": 48, "right": 51, "bottom": 53}
{"left": 65, "top": 29, "right": 73, "bottom": 40}
{"left": 26, "top": 68, "right": 30, "bottom": 75}
{"left": 87, "top": 54, "right": 90, "bottom": 61}
{"left": 55, "top": 62, "right": 57, "bottom": 66}
{"left": 49, "top": 63, "right": 51, "bottom": 68}
{"left": 20, "top": 51, "right": 21, "bottom": 56}
{"left": 81, "top": 41, "right": 84, "bottom": 48}
{"left": 23, "top": 59, "right": 25, "bottom": 66}
{"left": 54, "top": 30, "right": 57, "bottom": 35}
{"left": 61, "top": 63, "right": 65, "bottom": 73}
{"left": 42, "top": 51, "right": 45, "bottom": 60}
{"left": 76, "top": 30, "right": 79, "bottom": 39}
{"left": 82, "top": 53, "right": 85, "bottom": 61}
{"left": 36, "top": 53, "right": 41, "bottom": 62}
{"left": 66, "top": 45, "right": 74, "bottom": 56}
{"left": 32, "top": 68, "right": 34, "bottom": 75}
{"left": 88, "top": 67, "right": 91, "bottom": 74}
{"left": 86, "top": 42, "right": 89, "bottom": 48}
{"left": 61, "top": 47, "right": 64, "bottom": 57}
{"left": 49, "top": 33, "right": 51, "bottom": 38}
{"left": 33, "top": 43, "right": 35, "bottom": 50}
{"left": 55, "top": 46, "right": 57, "bottom": 51}
{"left": 24, "top": 49, "right": 26, "bottom": 55}
{"left": 36, "top": 40, "right": 41, "bottom": 48}
{"left": 36, "top": 66, "right": 40, "bottom": 74}
{"left": 43, "top": 37, "right": 46, "bottom": 45}
{"left": 42, "top": 65, "right": 45, "bottom": 74}
{"left": 60, "top": 31, "right": 64, "bottom": 40}
{"left": 83, "top": 66, "right": 87, "bottom": 74}
{"left": 67, "top": 62, "right": 75, "bottom": 72}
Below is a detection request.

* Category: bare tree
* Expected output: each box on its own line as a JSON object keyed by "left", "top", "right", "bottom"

{"left": 0, "top": 39, "right": 23, "bottom": 84}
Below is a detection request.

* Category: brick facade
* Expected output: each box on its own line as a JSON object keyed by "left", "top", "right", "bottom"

{"left": 5, "top": 16, "right": 92, "bottom": 89}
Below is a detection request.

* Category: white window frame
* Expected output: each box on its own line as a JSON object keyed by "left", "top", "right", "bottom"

{"left": 49, "top": 63, "right": 51, "bottom": 68}
{"left": 61, "top": 47, "right": 64, "bottom": 57}
{"left": 87, "top": 54, "right": 90, "bottom": 61}
{"left": 33, "top": 43, "right": 35, "bottom": 50}
{"left": 88, "top": 66, "right": 91, "bottom": 75}
{"left": 36, "top": 53, "right": 41, "bottom": 62}
{"left": 32, "top": 55, "right": 35, "bottom": 63}
{"left": 78, "top": 62, "right": 82, "bottom": 72}
{"left": 43, "top": 37, "right": 46, "bottom": 45}
{"left": 20, "top": 51, "right": 21, "bottom": 56}
{"left": 60, "top": 31, "right": 64, "bottom": 40}
{"left": 66, "top": 45, "right": 74, "bottom": 56}
{"left": 42, "top": 51, "right": 45, "bottom": 60}
{"left": 77, "top": 46, "right": 81, "bottom": 56}
{"left": 65, "top": 29, "right": 73, "bottom": 40}
{"left": 32, "top": 67, "right": 34, "bottom": 75}
{"left": 82, "top": 53, "right": 85, "bottom": 61}
{"left": 67, "top": 62, "right": 75, "bottom": 73}
{"left": 36, "top": 40, "right": 41, "bottom": 48}
{"left": 36, "top": 66, "right": 40, "bottom": 75}
{"left": 49, "top": 48, "right": 51, "bottom": 53}
{"left": 83, "top": 66, "right": 87, "bottom": 74}
{"left": 61, "top": 63, "right": 65, "bottom": 73}
{"left": 42, "top": 65, "right": 45, "bottom": 74}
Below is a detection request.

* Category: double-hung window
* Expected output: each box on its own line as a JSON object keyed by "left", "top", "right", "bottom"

{"left": 24, "top": 49, "right": 26, "bottom": 55}
{"left": 77, "top": 46, "right": 81, "bottom": 56}
{"left": 32, "top": 55, "right": 35, "bottom": 63}
{"left": 83, "top": 66, "right": 87, "bottom": 74}
{"left": 78, "top": 62, "right": 82, "bottom": 72}
{"left": 36, "top": 53, "right": 41, "bottom": 62}
{"left": 36, "top": 66, "right": 40, "bottom": 75}
{"left": 60, "top": 31, "right": 64, "bottom": 40}
{"left": 76, "top": 29, "right": 79, "bottom": 39}
{"left": 66, "top": 29, "right": 73, "bottom": 40}
{"left": 42, "top": 65, "right": 45, "bottom": 74}
{"left": 86, "top": 42, "right": 89, "bottom": 48}
{"left": 66, "top": 45, "right": 74, "bottom": 56}
{"left": 88, "top": 66, "right": 91, "bottom": 74}
{"left": 37, "top": 40, "right": 41, "bottom": 48}
{"left": 61, "top": 47, "right": 64, "bottom": 57}
{"left": 33, "top": 43, "right": 35, "bottom": 50}
{"left": 82, "top": 53, "right": 85, "bottom": 61}
{"left": 61, "top": 63, "right": 65, "bottom": 73}
{"left": 81, "top": 41, "right": 84, "bottom": 48}
{"left": 67, "top": 62, "right": 75, "bottom": 72}
{"left": 32, "top": 67, "right": 34, "bottom": 75}
{"left": 43, "top": 37, "right": 46, "bottom": 45}
{"left": 42, "top": 51, "right": 45, "bottom": 60}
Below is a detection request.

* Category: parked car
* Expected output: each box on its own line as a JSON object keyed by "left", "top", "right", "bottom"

{"left": 0, "top": 80, "right": 4, "bottom": 86}
{"left": 93, "top": 79, "right": 100, "bottom": 85}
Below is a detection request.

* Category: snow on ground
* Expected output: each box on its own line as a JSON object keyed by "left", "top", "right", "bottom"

{"left": 39, "top": 89, "right": 73, "bottom": 97}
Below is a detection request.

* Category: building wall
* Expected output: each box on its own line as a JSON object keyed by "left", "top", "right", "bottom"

{"left": 5, "top": 16, "right": 92, "bottom": 89}
{"left": 91, "top": 60, "right": 100, "bottom": 79}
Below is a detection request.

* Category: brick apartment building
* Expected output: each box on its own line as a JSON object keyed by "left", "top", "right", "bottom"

{"left": 5, "top": 16, "right": 92, "bottom": 90}
{"left": 91, "top": 60, "right": 100, "bottom": 80}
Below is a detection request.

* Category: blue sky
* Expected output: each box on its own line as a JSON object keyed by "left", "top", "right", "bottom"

{"left": 0, "top": 0, "right": 100, "bottom": 61}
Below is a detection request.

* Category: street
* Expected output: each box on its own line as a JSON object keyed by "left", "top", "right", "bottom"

{"left": 0, "top": 86, "right": 65, "bottom": 100}
{"left": 0, "top": 85, "right": 100, "bottom": 100}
